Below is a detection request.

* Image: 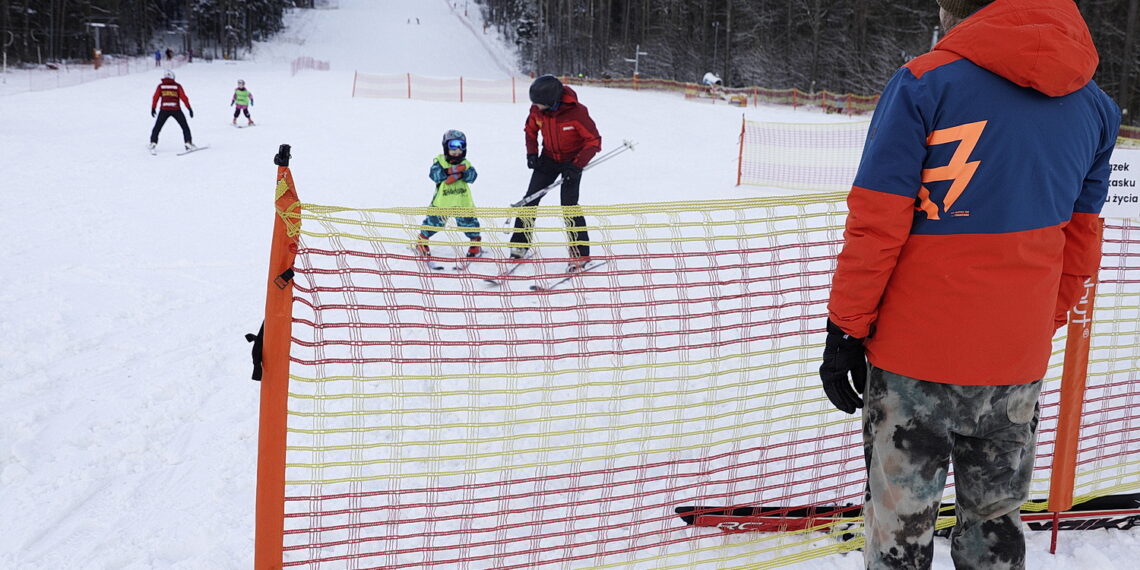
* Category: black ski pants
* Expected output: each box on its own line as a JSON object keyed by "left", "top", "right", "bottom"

{"left": 510, "top": 157, "right": 590, "bottom": 258}
{"left": 150, "top": 109, "right": 192, "bottom": 145}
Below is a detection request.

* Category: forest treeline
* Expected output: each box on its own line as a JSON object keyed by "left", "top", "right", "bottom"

{"left": 1, "top": 1, "right": 1135, "bottom": 123}
{"left": 476, "top": 0, "right": 1138, "bottom": 123}
{"left": 0, "top": 0, "right": 305, "bottom": 64}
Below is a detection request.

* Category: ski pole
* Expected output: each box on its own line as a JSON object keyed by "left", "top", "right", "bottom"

{"left": 508, "top": 140, "right": 636, "bottom": 209}
{"left": 501, "top": 140, "right": 637, "bottom": 236}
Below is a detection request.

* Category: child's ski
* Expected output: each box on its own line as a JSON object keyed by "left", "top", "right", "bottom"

{"left": 529, "top": 260, "right": 608, "bottom": 291}
{"left": 409, "top": 246, "right": 446, "bottom": 271}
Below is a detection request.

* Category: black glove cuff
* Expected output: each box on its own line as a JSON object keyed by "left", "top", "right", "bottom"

{"left": 826, "top": 319, "right": 863, "bottom": 344}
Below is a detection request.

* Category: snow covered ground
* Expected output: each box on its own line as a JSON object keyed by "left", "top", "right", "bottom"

{"left": 0, "top": 0, "right": 1136, "bottom": 568}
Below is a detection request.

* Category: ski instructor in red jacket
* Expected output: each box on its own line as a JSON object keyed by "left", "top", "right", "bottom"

{"left": 509, "top": 75, "right": 602, "bottom": 271}
{"left": 149, "top": 70, "right": 196, "bottom": 152}
{"left": 818, "top": 0, "right": 1119, "bottom": 567}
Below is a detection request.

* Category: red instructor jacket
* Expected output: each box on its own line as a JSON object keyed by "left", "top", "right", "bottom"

{"left": 151, "top": 78, "right": 192, "bottom": 113}
{"left": 524, "top": 86, "right": 601, "bottom": 169}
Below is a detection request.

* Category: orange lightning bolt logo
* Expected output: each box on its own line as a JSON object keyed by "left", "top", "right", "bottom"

{"left": 916, "top": 120, "right": 987, "bottom": 220}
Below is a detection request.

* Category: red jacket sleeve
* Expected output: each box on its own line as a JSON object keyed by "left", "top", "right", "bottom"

{"left": 1053, "top": 213, "right": 1103, "bottom": 328}
{"left": 179, "top": 84, "right": 192, "bottom": 111}
{"left": 569, "top": 107, "right": 601, "bottom": 168}
{"left": 524, "top": 107, "right": 540, "bottom": 156}
{"left": 827, "top": 186, "right": 915, "bottom": 338}
{"left": 151, "top": 85, "right": 161, "bottom": 111}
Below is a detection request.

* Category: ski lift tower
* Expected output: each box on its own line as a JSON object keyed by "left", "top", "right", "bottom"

{"left": 624, "top": 44, "right": 649, "bottom": 79}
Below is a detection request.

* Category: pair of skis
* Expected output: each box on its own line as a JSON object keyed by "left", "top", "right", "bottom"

{"left": 412, "top": 248, "right": 605, "bottom": 291}
{"left": 149, "top": 144, "right": 210, "bottom": 156}
{"left": 418, "top": 252, "right": 483, "bottom": 272}
{"left": 675, "top": 494, "right": 1140, "bottom": 536}
{"left": 482, "top": 258, "right": 608, "bottom": 291}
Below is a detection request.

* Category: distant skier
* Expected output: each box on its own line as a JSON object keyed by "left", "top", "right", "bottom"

{"left": 510, "top": 74, "right": 602, "bottom": 271}
{"left": 231, "top": 79, "right": 255, "bottom": 126}
{"left": 154, "top": 49, "right": 162, "bottom": 67}
{"left": 415, "top": 130, "right": 482, "bottom": 258}
{"left": 149, "top": 70, "right": 196, "bottom": 152}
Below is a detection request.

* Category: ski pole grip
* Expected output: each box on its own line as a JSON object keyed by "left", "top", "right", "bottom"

{"left": 274, "top": 144, "right": 292, "bottom": 167}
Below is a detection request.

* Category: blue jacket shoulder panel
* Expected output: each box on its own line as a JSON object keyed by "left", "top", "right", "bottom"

{"left": 853, "top": 58, "right": 1120, "bottom": 236}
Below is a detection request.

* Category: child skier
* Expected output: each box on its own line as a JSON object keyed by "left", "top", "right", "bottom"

{"left": 416, "top": 130, "right": 482, "bottom": 258}
{"left": 231, "top": 79, "right": 254, "bottom": 126}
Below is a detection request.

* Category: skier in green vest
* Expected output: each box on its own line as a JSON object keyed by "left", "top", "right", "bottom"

{"left": 416, "top": 129, "right": 481, "bottom": 257}
{"left": 230, "top": 79, "right": 254, "bottom": 126}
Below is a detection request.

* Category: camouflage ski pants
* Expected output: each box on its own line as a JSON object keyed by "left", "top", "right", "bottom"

{"left": 862, "top": 366, "right": 1041, "bottom": 570}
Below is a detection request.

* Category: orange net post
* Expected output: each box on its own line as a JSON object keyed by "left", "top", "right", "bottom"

{"left": 254, "top": 145, "right": 301, "bottom": 570}
{"left": 1047, "top": 219, "right": 1104, "bottom": 552}
{"left": 736, "top": 115, "right": 745, "bottom": 186}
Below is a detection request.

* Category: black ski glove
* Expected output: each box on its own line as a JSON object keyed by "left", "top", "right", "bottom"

{"left": 819, "top": 319, "right": 867, "bottom": 414}
{"left": 188, "top": 108, "right": 194, "bottom": 118}
{"left": 151, "top": 109, "right": 156, "bottom": 118}
{"left": 561, "top": 163, "right": 583, "bottom": 182}
{"left": 526, "top": 154, "right": 538, "bottom": 169}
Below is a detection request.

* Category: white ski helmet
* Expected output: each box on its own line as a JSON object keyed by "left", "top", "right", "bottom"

{"left": 163, "top": 69, "right": 175, "bottom": 80}
{"left": 237, "top": 79, "right": 245, "bottom": 87}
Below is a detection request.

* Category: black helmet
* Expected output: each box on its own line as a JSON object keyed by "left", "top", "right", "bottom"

{"left": 529, "top": 75, "right": 563, "bottom": 107}
{"left": 441, "top": 129, "right": 467, "bottom": 163}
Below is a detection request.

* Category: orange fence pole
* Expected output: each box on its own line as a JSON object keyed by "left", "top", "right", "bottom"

{"left": 1046, "top": 219, "right": 1104, "bottom": 553}
{"left": 736, "top": 115, "right": 746, "bottom": 187}
{"left": 254, "top": 144, "right": 301, "bottom": 570}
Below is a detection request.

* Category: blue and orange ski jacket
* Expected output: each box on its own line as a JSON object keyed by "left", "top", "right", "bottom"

{"left": 828, "top": 0, "right": 1120, "bottom": 386}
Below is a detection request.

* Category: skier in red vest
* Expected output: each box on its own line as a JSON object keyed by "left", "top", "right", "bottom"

{"left": 149, "top": 70, "right": 196, "bottom": 152}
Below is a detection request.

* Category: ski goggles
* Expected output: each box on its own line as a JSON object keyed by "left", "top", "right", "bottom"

{"left": 446, "top": 139, "right": 466, "bottom": 150}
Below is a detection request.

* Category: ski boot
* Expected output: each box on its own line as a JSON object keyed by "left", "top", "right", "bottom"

{"left": 415, "top": 233, "right": 431, "bottom": 256}
{"left": 467, "top": 236, "right": 482, "bottom": 258}
{"left": 567, "top": 256, "right": 591, "bottom": 273}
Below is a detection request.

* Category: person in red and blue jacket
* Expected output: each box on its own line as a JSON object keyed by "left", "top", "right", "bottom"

{"left": 509, "top": 75, "right": 602, "bottom": 270}
{"left": 817, "top": 0, "right": 1120, "bottom": 567}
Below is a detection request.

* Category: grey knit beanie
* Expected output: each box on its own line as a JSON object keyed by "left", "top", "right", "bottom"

{"left": 936, "top": 0, "right": 995, "bottom": 19}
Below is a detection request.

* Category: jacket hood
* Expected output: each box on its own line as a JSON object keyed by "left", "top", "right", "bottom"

{"left": 934, "top": 0, "right": 1098, "bottom": 96}
{"left": 548, "top": 85, "right": 580, "bottom": 113}
{"left": 559, "top": 85, "right": 580, "bottom": 104}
